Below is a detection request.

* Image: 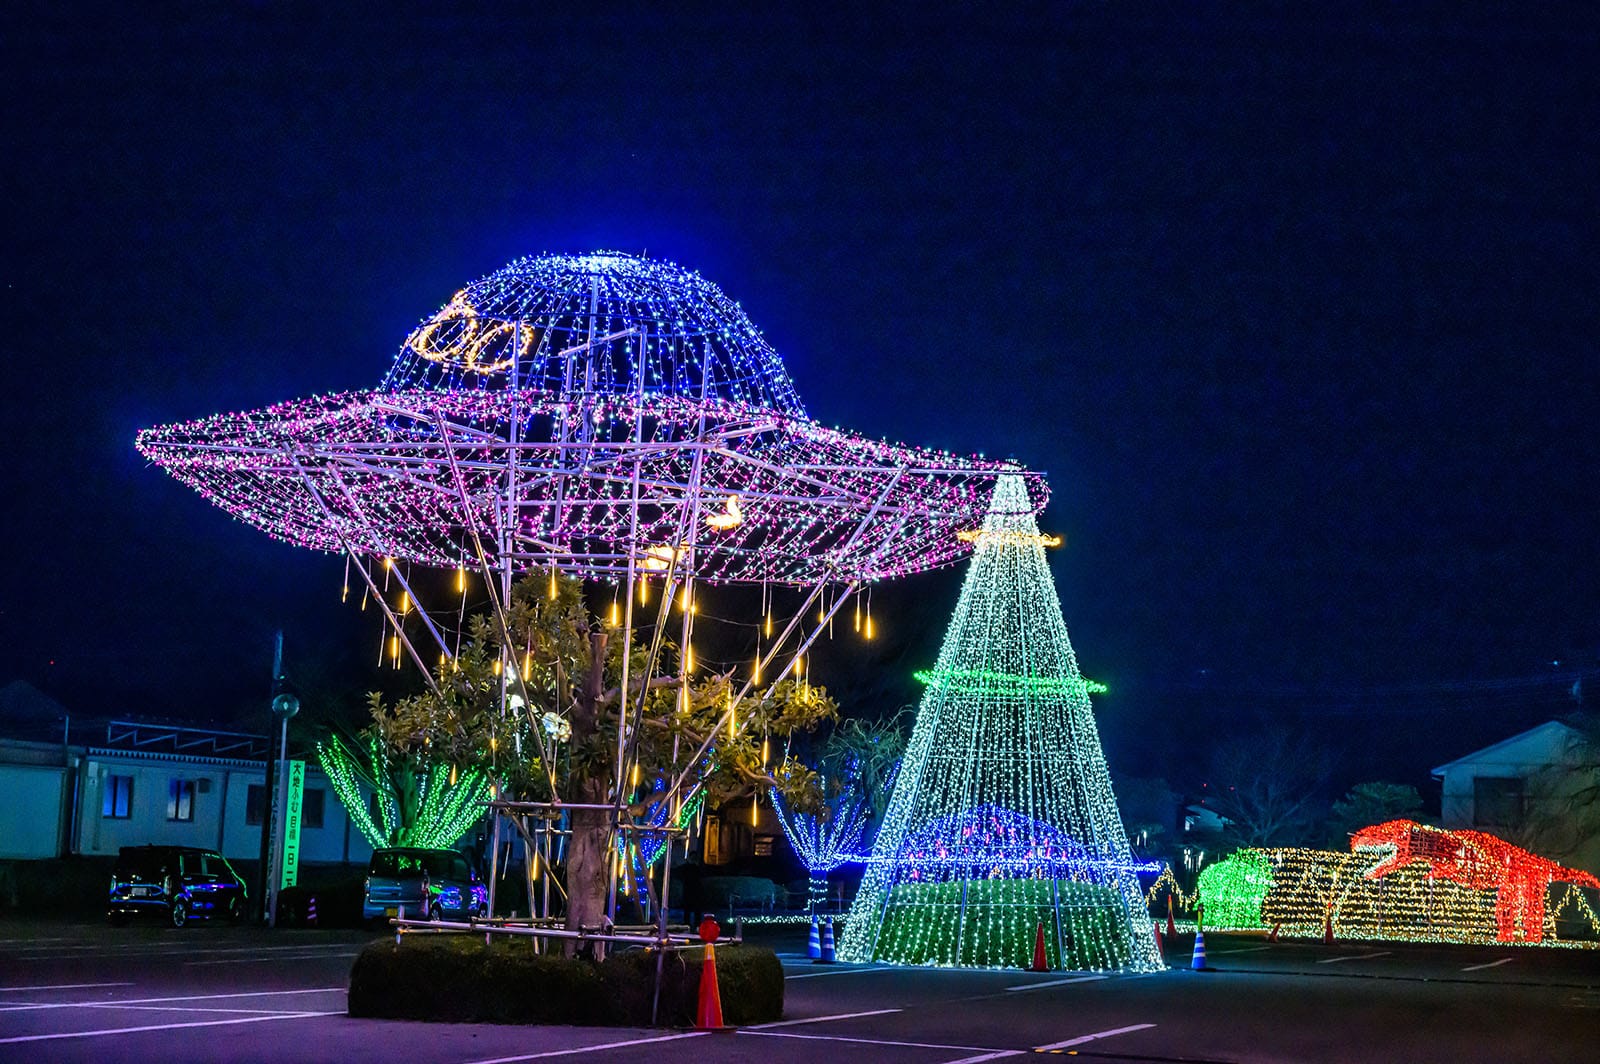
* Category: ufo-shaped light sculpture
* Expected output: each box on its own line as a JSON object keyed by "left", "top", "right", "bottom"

{"left": 137, "top": 252, "right": 1047, "bottom": 589}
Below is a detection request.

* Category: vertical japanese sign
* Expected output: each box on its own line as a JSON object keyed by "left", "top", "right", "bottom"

{"left": 280, "top": 759, "right": 305, "bottom": 889}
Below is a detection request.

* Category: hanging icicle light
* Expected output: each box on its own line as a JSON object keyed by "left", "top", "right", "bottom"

{"left": 455, "top": 563, "right": 466, "bottom": 594}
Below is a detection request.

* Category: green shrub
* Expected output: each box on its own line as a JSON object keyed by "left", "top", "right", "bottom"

{"left": 348, "top": 934, "right": 783, "bottom": 1026}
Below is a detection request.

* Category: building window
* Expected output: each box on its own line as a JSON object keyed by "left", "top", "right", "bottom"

{"left": 302, "top": 788, "right": 325, "bottom": 830}
{"left": 102, "top": 775, "right": 133, "bottom": 819}
{"left": 1473, "top": 776, "right": 1524, "bottom": 828}
{"left": 167, "top": 778, "right": 197, "bottom": 822}
{"left": 245, "top": 783, "right": 267, "bottom": 827}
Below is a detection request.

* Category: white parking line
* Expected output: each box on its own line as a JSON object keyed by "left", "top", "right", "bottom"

{"left": 785, "top": 966, "right": 891, "bottom": 980}
{"left": 0, "top": 986, "right": 343, "bottom": 1013}
{"left": 465, "top": 1031, "right": 709, "bottom": 1062}
{"left": 1461, "top": 957, "right": 1514, "bottom": 972}
{"left": 1040, "top": 1024, "right": 1159, "bottom": 1050}
{"left": 186, "top": 951, "right": 363, "bottom": 966}
{"left": 1315, "top": 951, "right": 1393, "bottom": 965}
{"left": 34, "top": 1003, "right": 318, "bottom": 1016}
{"left": 741, "top": 1029, "right": 999, "bottom": 1052}
{"left": 0, "top": 982, "right": 134, "bottom": 993}
{"left": 1004, "top": 974, "right": 1106, "bottom": 992}
{"left": 1207, "top": 945, "right": 1271, "bottom": 955}
{"left": 0, "top": 1010, "right": 343, "bottom": 1045}
{"left": 748, "top": 1008, "right": 903, "bottom": 1028}
{"left": 943, "top": 1023, "right": 1157, "bottom": 1063}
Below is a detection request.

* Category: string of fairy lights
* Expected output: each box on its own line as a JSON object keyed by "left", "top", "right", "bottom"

{"left": 839, "top": 474, "right": 1162, "bottom": 971}
{"left": 139, "top": 250, "right": 1059, "bottom": 945}
{"left": 770, "top": 778, "right": 870, "bottom": 912}
{"left": 1196, "top": 822, "right": 1600, "bottom": 946}
{"left": 138, "top": 252, "right": 1044, "bottom": 589}
{"left": 316, "top": 735, "right": 491, "bottom": 851}
{"left": 382, "top": 252, "right": 808, "bottom": 415}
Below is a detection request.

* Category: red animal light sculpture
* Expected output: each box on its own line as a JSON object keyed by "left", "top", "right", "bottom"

{"left": 1351, "top": 819, "right": 1600, "bottom": 943}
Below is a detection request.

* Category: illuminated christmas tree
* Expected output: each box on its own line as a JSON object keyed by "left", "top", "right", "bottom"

{"left": 838, "top": 474, "right": 1162, "bottom": 970}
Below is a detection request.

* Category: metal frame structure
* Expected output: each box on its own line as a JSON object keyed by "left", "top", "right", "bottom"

{"left": 137, "top": 251, "right": 1049, "bottom": 943}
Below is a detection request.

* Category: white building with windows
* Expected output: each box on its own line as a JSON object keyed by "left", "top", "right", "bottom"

{"left": 0, "top": 682, "right": 371, "bottom": 867}
{"left": 1432, "top": 719, "right": 1600, "bottom": 876}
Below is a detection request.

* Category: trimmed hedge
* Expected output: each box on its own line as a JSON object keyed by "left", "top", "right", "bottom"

{"left": 348, "top": 935, "right": 783, "bottom": 1026}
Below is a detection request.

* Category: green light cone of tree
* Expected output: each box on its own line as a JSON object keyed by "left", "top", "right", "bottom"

{"left": 839, "top": 473, "right": 1162, "bottom": 971}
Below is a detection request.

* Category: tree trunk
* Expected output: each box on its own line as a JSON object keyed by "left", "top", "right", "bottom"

{"left": 562, "top": 630, "right": 612, "bottom": 956}
{"left": 563, "top": 793, "right": 612, "bottom": 952}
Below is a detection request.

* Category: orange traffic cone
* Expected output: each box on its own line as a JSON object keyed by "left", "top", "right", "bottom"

{"left": 696, "top": 915, "right": 730, "bottom": 1032}
{"left": 1152, "top": 919, "right": 1164, "bottom": 956}
{"left": 1267, "top": 921, "right": 1281, "bottom": 943}
{"left": 1031, "top": 921, "right": 1049, "bottom": 972}
{"left": 1323, "top": 909, "right": 1334, "bottom": 945}
{"left": 697, "top": 942, "right": 725, "bottom": 1029}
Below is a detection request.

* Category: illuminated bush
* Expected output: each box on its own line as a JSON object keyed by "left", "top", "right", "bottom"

{"left": 1197, "top": 850, "right": 1272, "bottom": 930}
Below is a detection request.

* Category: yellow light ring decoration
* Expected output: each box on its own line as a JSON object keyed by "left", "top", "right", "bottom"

{"left": 405, "top": 289, "right": 539, "bottom": 375}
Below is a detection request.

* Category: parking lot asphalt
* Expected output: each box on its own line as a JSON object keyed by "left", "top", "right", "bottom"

{"left": 2, "top": 918, "right": 1596, "bottom": 1062}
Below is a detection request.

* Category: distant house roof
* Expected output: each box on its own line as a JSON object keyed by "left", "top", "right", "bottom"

{"left": 0, "top": 679, "right": 72, "bottom": 743}
{"left": 1430, "top": 719, "right": 1584, "bottom": 777}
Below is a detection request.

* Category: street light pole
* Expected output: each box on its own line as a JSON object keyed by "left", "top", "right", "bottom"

{"left": 257, "top": 633, "right": 283, "bottom": 924}
{"left": 258, "top": 631, "right": 300, "bottom": 927}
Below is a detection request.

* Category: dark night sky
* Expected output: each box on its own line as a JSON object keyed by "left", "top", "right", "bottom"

{"left": 4, "top": 2, "right": 1597, "bottom": 793}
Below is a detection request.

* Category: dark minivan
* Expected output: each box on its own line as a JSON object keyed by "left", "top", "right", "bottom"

{"left": 363, "top": 847, "right": 486, "bottom": 923}
{"left": 108, "top": 845, "right": 248, "bottom": 927}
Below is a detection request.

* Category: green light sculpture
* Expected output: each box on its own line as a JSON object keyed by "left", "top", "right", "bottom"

{"left": 839, "top": 473, "right": 1161, "bottom": 970}
{"left": 318, "top": 734, "right": 490, "bottom": 850}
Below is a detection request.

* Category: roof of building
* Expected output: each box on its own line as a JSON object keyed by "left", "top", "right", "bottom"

{"left": 1430, "top": 719, "right": 1585, "bottom": 776}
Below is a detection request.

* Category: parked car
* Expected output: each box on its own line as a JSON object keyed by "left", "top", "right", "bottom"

{"left": 363, "top": 847, "right": 487, "bottom": 924}
{"left": 108, "top": 845, "right": 248, "bottom": 928}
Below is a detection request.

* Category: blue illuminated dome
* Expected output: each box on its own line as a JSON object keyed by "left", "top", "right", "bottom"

{"left": 382, "top": 251, "right": 805, "bottom": 415}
